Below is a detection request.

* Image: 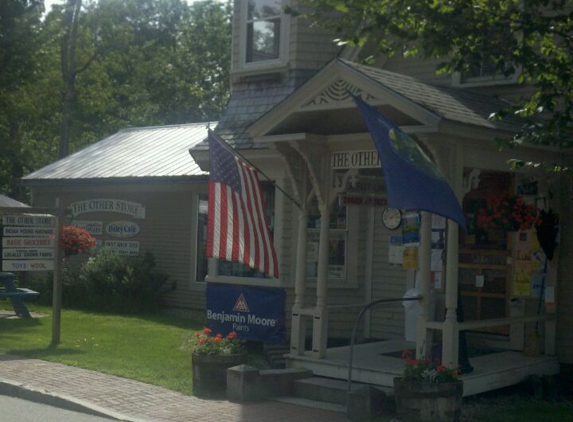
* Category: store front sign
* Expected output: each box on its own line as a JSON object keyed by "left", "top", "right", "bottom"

{"left": 331, "top": 150, "right": 381, "bottom": 169}
{"left": 70, "top": 199, "right": 146, "bottom": 219}
{"left": 104, "top": 240, "right": 140, "bottom": 256}
{"left": 106, "top": 221, "right": 140, "bottom": 238}
{"left": 206, "top": 283, "right": 286, "bottom": 343}
{"left": 73, "top": 221, "right": 103, "bottom": 236}
{"left": 339, "top": 194, "right": 387, "bottom": 207}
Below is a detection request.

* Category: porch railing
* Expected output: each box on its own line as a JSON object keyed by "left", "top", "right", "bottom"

{"left": 344, "top": 296, "right": 421, "bottom": 400}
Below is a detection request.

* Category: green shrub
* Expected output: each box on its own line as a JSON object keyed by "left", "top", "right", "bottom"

{"left": 70, "top": 248, "right": 170, "bottom": 314}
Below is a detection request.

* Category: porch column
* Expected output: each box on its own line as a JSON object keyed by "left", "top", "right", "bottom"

{"left": 312, "top": 204, "right": 330, "bottom": 358}
{"left": 440, "top": 147, "right": 466, "bottom": 368}
{"left": 416, "top": 211, "right": 432, "bottom": 358}
{"left": 290, "top": 207, "right": 309, "bottom": 356}
{"left": 442, "top": 221, "right": 460, "bottom": 368}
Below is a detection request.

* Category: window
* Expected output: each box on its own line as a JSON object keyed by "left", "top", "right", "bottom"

{"left": 306, "top": 201, "right": 347, "bottom": 280}
{"left": 239, "top": 0, "right": 288, "bottom": 70}
{"left": 195, "top": 184, "right": 276, "bottom": 282}
{"left": 247, "top": 0, "right": 281, "bottom": 63}
{"left": 196, "top": 195, "right": 209, "bottom": 282}
{"left": 453, "top": 34, "right": 520, "bottom": 87}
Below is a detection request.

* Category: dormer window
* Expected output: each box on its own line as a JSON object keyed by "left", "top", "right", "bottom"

{"left": 238, "top": 0, "right": 289, "bottom": 72}
{"left": 247, "top": 0, "right": 282, "bottom": 63}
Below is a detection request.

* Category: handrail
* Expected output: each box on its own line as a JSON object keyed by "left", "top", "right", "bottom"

{"left": 346, "top": 296, "right": 421, "bottom": 411}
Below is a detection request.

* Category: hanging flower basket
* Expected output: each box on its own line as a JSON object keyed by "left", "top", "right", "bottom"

{"left": 59, "top": 226, "right": 97, "bottom": 258}
{"left": 476, "top": 193, "right": 539, "bottom": 233}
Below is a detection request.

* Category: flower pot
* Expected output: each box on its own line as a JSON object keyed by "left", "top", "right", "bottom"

{"left": 192, "top": 352, "right": 247, "bottom": 396}
{"left": 394, "top": 377, "right": 463, "bottom": 422}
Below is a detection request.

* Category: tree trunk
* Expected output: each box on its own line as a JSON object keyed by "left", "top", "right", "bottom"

{"left": 59, "top": 0, "right": 82, "bottom": 159}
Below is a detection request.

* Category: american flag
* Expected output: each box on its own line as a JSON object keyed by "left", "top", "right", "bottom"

{"left": 207, "top": 131, "right": 279, "bottom": 279}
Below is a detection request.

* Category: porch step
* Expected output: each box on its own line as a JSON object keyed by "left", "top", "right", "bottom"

{"left": 275, "top": 396, "right": 346, "bottom": 413}
{"left": 293, "top": 377, "right": 353, "bottom": 405}
{"left": 263, "top": 343, "right": 289, "bottom": 369}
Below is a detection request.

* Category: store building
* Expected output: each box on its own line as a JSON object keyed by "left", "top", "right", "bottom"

{"left": 23, "top": 0, "right": 572, "bottom": 396}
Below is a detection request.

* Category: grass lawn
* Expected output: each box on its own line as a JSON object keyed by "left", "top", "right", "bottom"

{"left": 0, "top": 303, "right": 202, "bottom": 395}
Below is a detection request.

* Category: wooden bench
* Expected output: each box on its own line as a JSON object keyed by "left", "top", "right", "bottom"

{"left": 0, "top": 272, "right": 39, "bottom": 318}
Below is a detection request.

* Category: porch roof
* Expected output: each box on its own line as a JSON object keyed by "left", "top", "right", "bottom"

{"left": 194, "top": 59, "right": 524, "bottom": 151}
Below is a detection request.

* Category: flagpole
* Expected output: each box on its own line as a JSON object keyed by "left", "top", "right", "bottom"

{"left": 208, "top": 130, "right": 302, "bottom": 210}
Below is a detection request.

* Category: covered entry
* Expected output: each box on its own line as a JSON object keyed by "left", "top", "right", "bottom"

{"left": 245, "top": 59, "right": 560, "bottom": 394}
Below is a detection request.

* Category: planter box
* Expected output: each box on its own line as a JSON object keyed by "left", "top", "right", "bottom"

{"left": 394, "top": 377, "right": 463, "bottom": 422}
{"left": 192, "top": 352, "right": 247, "bottom": 397}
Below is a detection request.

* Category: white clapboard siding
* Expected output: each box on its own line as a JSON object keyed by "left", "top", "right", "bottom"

{"left": 369, "top": 207, "right": 408, "bottom": 340}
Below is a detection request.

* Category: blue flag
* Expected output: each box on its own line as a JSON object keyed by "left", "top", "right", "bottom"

{"left": 352, "top": 95, "right": 467, "bottom": 231}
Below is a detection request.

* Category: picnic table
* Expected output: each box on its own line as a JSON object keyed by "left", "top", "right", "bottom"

{"left": 0, "top": 272, "right": 39, "bottom": 318}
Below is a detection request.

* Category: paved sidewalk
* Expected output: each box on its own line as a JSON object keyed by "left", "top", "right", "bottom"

{"left": 0, "top": 354, "right": 349, "bottom": 422}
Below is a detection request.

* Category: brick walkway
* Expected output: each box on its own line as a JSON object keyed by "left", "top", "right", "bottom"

{"left": 0, "top": 354, "right": 349, "bottom": 422}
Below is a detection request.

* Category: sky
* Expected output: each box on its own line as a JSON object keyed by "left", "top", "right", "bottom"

{"left": 43, "top": 0, "right": 208, "bottom": 13}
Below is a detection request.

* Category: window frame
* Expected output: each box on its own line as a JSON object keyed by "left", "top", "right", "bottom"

{"left": 195, "top": 183, "right": 285, "bottom": 288}
{"left": 237, "top": 0, "right": 290, "bottom": 73}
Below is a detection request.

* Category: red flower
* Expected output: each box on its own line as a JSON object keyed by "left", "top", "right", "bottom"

{"left": 437, "top": 365, "right": 446, "bottom": 373}
{"left": 203, "top": 328, "right": 212, "bottom": 335}
{"left": 227, "top": 332, "right": 238, "bottom": 339}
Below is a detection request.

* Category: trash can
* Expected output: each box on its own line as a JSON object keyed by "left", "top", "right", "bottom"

{"left": 403, "top": 288, "right": 421, "bottom": 342}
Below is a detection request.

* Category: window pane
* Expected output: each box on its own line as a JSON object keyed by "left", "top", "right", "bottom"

{"left": 196, "top": 195, "right": 209, "bottom": 282}
{"left": 306, "top": 231, "right": 346, "bottom": 279}
{"left": 247, "top": 19, "right": 280, "bottom": 63}
{"left": 248, "top": 0, "right": 281, "bottom": 20}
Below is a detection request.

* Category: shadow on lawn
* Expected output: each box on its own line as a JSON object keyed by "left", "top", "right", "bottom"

{"left": 4, "top": 345, "right": 85, "bottom": 360}
{"left": 0, "top": 316, "right": 42, "bottom": 333}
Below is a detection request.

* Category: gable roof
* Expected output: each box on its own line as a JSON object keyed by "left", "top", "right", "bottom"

{"left": 199, "top": 59, "right": 526, "bottom": 151}
{"left": 339, "top": 60, "right": 524, "bottom": 132}
{"left": 195, "top": 70, "right": 317, "bottom": 150}
{"left": 23, "top": 123, "right": 215, "bottom": 183}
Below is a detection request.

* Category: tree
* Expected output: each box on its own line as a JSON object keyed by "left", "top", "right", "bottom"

{"left": 0, "top": 0, "right": 44, "bottom": 198}
{"left": 297, "top": 0, "right": 572, "bottom": 169}
{"left": 0, "top": 0, "right": 232, "bottom": 197}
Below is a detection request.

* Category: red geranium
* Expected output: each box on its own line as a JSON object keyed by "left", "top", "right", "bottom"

{"left": 59, "top": 226, "right": 96, "bottom": 257}
{"left": 477, "top": 193, "right": 540, "bottom": 232}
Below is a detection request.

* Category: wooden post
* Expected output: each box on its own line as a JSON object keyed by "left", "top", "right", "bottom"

{"left": 416, "top": 212, "right": 432, "bottom": 359}
{"left": 442, "top": 220, "right": 460, "bottom": 368}
{"left": 51, "top": 198, "right": 64, "bottom": 346}
{"left": 312, "top": 205, "right": 330, "bottom": 358}
{"left": 290, "top": 207, "right": 309, "bottom": 356}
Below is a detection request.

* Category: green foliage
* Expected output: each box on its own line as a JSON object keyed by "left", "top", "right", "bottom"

{"left": 0, "top": 0, "right": 232, "bottom": 196}
{"left": 298, "top": 0, "right": 573, "bottom": 164}
{"left": 66, "top": 248, "right": 170, "bottom": 313}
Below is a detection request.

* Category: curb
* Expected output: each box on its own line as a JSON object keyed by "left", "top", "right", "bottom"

{"left": 0, "top": 377, "right": 148, "bottom": 422}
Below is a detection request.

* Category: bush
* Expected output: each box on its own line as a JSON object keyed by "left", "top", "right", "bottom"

{"left": 68, "top": 248, "right": 170, "bottom": 314}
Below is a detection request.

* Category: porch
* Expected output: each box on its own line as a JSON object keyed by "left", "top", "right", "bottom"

{"left": 286, "top": 339, "right": 560, "bottom": 397}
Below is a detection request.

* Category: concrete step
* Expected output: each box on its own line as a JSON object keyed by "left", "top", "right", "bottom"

{"left": 293, "top": 377, "right": 353, "bottom": 405}
{"left": 275, "top": 396, "right": 346, "bottom": 413}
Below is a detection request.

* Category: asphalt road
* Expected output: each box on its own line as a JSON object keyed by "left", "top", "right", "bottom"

{"left": 0, "top": 395, "right": 116, "bottom": 422}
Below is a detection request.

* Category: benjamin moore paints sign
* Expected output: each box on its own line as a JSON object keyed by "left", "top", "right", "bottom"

{"left": 206, "top": 283, "right": 286, "bottom": 343}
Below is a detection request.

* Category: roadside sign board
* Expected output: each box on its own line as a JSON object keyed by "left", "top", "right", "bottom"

{"left": 3, "top": 226, "right": 56, "bottom": 237}
{"left": 2, "top": 248, "right": 55, "bottom": 260}
{"left": 2, "top": 215, "right": 55, "bottom": 227}
{"left": 2, "top": 237, "right": 56, "bottom": 248}
{"left": 2, "top": 260, "right": 55, "bottom": 272}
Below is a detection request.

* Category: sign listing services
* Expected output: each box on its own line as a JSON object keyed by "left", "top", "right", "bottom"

{"left": 206, "top": 283, "right": 286, "bottom": 343}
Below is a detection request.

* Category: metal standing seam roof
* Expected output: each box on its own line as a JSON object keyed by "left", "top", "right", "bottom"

{"left": 22, "top": 123, "right": 216, "bottom": 181}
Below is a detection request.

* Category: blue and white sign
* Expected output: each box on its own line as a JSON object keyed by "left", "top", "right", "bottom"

{"left": 206, "top": 283, "right": 286, "bottom": 343}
